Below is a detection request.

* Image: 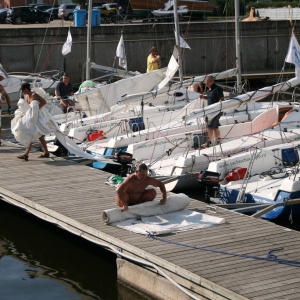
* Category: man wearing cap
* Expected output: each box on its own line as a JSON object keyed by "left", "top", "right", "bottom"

{"left": 0, "top": 71, "right": 12, "bottom": 145}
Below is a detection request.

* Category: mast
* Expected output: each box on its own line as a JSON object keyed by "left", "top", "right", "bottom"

{"left": 173, "top": 0, "right": 183, "bottom": 82}
{"left": 86, "top": 0, "right": 92, "bottom": 80}
{"left": 235, "top": 0, "right": 242, "bottom": 94}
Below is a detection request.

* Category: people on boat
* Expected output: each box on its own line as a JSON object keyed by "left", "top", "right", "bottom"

{"left": 17, "top": 82, "right": 50, "bottom": 161}
{"left": 200, "top": 75, "right": 224, "bottom": 148}
{"left": 55, "top": 73, "right": 74, "bottom": 113}
{"left": 146, "top": 47, "right": 161, "bottom": 73}
{"left": 115, "top": 163, "right": 167, "bottom": 211}
{"left": 0, "top": 71, "right": 12, "bottom": 145}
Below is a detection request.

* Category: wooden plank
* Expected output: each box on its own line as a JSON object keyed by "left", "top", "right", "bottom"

{"left": 1, "top": 142, "right": 300, "bottom": 300}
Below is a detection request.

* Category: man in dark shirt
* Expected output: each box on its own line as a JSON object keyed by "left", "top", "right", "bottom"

{"left": 201, "top": 75, "right": 224, "bottom": 147}
{"left": 55, "top": 73, "right": 74, "bottom": 113}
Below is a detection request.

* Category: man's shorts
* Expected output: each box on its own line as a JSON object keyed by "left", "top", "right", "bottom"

{"left": 206, "top": 112, "right": 223, "bottom": 129}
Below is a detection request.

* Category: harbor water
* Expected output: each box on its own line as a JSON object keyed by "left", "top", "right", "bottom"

{"left": 1, "top": 116, "right": 300, "bottom": 299}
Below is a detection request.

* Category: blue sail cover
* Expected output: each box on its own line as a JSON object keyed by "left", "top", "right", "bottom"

{"left": 281, "top": 148, "right": 299, "bottom": 167}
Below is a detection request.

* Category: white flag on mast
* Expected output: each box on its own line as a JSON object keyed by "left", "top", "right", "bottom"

{"left": 62, "top": 29, "right": 72, "bottom": 56}
{"left": 116, "top": 34, "right": 127, "bottom": 70}
{"left": 285, "top": 32, "right": 300, "bottom": 78}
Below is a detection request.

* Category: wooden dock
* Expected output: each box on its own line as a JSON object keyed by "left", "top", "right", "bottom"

{"left": 1, "top": 141, "right": 300, "bottom": 300}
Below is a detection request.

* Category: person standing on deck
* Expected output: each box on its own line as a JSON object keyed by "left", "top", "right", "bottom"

{"left": 17, "top": 83, "right": 50, "bottom": 161}
{"left": 146, "top": 47, "right": 161, "bottom": 73}
{"left": 116, "top": 163, "right": 167, "bottom": 211}
{"left": 55, "top": 73, "right": 74, "bottom": 113}
{"left": 0, "top": 71, "right": 12, "bottom": 145}
{"left": 200, "top": 75, "right": 224, "bottom": 148}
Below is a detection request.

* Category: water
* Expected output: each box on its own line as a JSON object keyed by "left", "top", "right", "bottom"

{"left": 0, "top": 201, "right": 150, "bottom": 300}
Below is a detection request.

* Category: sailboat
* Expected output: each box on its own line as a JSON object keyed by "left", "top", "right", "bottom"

{"left": 151, "top": 0, "right": 189, "bottom": 17}
{"left": 207, "top": 139, "right": 300, "bottom": 220}
{"left": 0, "top": 64, "right": 60, "bottom": 109}
{"left": 129, "top": 0, "right": 216, "bottom": 20}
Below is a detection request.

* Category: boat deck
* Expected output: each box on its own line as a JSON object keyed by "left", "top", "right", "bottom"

{"left": 1, "top": 141, "right": 300, "bottom": 299}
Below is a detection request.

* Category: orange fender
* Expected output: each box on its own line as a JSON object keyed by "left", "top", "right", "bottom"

{"left": 225, "top": 168, "right": 247, "bottom": 182}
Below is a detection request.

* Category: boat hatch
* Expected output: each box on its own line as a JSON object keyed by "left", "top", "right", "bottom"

{"left": 193, "top": 133, "right": 208, "bottom": 149}
{"left": 104, "top": 146, "right": 127, "bottom": 157}
{"left": 129, "top": 117, "right": 145, "bottom": 132}
{"left": 281, "top": 148, "right": 299, "bottom": 167}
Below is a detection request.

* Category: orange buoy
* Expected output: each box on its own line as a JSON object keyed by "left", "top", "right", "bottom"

{"left": 225, "top": 168, "right": 247, "bottom": 182}
{"left": 88, "top": 130, "right": 105, "bottom": 141}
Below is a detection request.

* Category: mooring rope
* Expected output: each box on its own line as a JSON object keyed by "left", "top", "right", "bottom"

{"left": 147, "top": 233, "right": 300, "bottom": 268}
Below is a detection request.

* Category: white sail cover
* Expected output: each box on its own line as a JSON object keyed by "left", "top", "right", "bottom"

{"left": 90, "top": 62, "right": 140, "bottom": 78}
{"left": 183, "top": 77, "right": 300, "bottom": 122}
{"left": 157, "top": 54, "right": 179, "bottom": 89}
{"left": 119, "top": 68, "right": 238, "bottom": 105}
{"left": 75, "top": 67, "right": 167, "bottom": 116}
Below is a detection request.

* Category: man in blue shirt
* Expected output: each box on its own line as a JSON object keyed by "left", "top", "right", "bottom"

{"left": 55, "top": 73, "right": 74, "bottom": 113}
{"left": 201, "top": 75, "right": 224, "bottom": 147}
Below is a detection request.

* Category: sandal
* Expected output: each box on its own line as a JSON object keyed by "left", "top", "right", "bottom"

{"left": 38, "top": 153, "right": 50, "bottom": 158}
{"left": 17, "top": 154, "right": 29, "bottom": 161}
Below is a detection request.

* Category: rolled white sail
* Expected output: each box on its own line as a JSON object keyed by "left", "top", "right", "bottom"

{"left": 118, "top": 68, "right": 238, "bottom": 105}
{"left": 183, "top": 77, "right": 300, "bottom": 122}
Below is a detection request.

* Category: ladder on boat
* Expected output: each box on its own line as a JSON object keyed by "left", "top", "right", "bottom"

{"left": 236, "top": 147, "right": 261, "bottom": 203}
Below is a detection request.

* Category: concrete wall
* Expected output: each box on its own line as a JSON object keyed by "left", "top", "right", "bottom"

{"left": 0, "top": 20, "right": 295, "bottom": 88}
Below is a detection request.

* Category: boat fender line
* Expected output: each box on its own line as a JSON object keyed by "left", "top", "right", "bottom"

{"left": 148, "top": 233, "right": 300, "bottom": 268}
{"left": 225, "top": 167, "right": 247, "bottom": 182}
{"left": 259, "top": 167, "right": 289, "bottom": 180}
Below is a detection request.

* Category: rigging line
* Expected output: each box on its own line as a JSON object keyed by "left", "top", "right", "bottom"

{"left": 40, "top": 25, "right": 64, "bottom": 73}
{"left": 148, "top": 234, "right": 300, "bottom": 268}
{"left": 34, "top": 17, "right": 55, "bottom": 75}
{"left": 148, "top": 136, "right": 190, "bottom": 168}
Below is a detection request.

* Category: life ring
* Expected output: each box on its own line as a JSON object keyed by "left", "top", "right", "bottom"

{"left": 88, "top": 130, "right": 105, "bottom": 141}
{"left": 225, "top": 167, "right": 247, "bottom": 182}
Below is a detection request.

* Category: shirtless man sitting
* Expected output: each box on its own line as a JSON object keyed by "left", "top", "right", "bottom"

{"left": 116, "top": 163, "right": 167, "bottom": 211}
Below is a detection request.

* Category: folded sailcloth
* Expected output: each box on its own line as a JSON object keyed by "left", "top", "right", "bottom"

{"left": 102, "top": 194, "right": 225, "bottom": 235}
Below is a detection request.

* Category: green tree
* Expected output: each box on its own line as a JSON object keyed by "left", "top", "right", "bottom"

{"left": 212, "top": 0, "right": 247, "bottom": 16}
